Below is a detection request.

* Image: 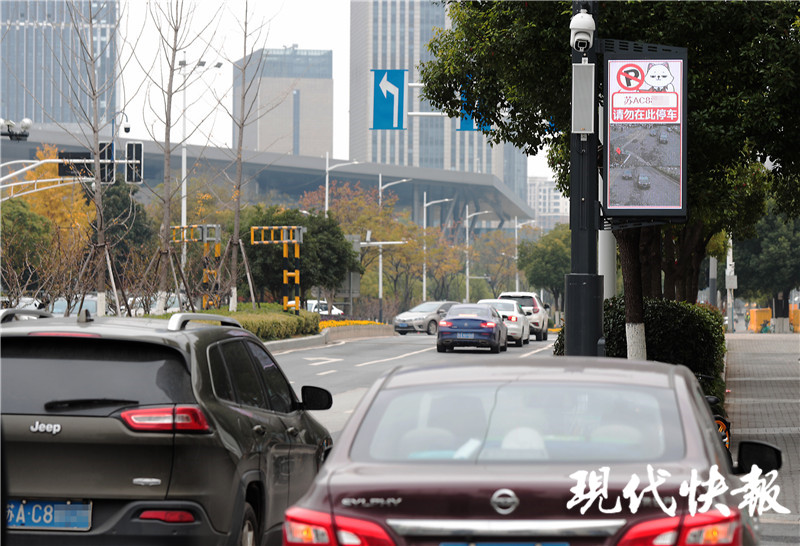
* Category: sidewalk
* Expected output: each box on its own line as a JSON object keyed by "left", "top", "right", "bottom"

{"left": 725, "top": 333, "right": 800, "bottom": 529}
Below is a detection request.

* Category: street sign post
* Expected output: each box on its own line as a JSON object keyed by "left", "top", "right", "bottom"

{"left": 125, "top": 142, "right": 143, "bottom": 184}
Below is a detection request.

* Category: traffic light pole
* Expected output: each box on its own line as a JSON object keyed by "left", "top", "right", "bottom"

{"left": 565, "top": 0, "right": 604, "bottom": 356}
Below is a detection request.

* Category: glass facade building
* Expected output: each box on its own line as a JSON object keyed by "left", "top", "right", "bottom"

{"left": 1, "top": 0, "right": 117, "bottom": 127}
{"left": 349, "top": 0, "right": 527, "bottom": 203}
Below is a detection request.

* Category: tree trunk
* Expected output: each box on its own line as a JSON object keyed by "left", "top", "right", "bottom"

{"left": 615, "top": 227, "right": 646, "bottom": 360}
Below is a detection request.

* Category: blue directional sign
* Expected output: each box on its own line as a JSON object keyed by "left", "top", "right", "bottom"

{"left": 372, "top": 69, "right": 407, "bottom": 130}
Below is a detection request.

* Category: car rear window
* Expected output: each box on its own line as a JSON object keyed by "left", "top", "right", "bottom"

{"left": 351, "top": 382, "right": 684, "bottom": 464}
{"left": 500, "top": 295, "right": 535, "bottom": 308}
{"left": 1, "top": 337, "right": 193, "bottom": 415}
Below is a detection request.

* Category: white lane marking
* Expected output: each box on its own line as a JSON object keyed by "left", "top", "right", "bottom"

{"left": 356, "top": 346, "right": 436, "bottom": 367}
{"left": 304, "top": 357, "right": 343, "bottom": 366}
{"left": 272, "top": 340, "right": 346, "bottom": 355}
{"left": 519, "top": 342, "right": 555, "bottom": 358}
{"left": 317, "top": 370, "right": 337, "bottom": 376}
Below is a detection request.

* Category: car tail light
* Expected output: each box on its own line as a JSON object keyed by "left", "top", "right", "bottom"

{"left": 618, "top": 510, "right": 740, "bottom": 546}
{"left": 284, "top": 507, "right": 395, "bottom": 546}
{"left": 480, "top": 321, "right": 496, "bottom": 328}
{"left": 439, "top": 320, "right": 452, "bottom": 327}
{"left": 139, "top": 510, "right": 195, "bottom": 523}
{"left": 121, "top": 406, "right": 210, "bottom": 433}
{"left": 506, "top": 315, "right": 518, "bottom": 322}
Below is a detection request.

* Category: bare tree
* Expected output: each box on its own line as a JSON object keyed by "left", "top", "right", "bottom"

{"left": 132, "top": 0, "right": 222, "bottom": 313}
{"left": 2, "top": 0, "right": 148, "bottom": 314}
{"left": 212, "top": 1, "right": 291, "bottom": 311}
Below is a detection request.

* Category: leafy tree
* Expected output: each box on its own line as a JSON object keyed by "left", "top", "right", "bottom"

{"left": 472, "top": 229, "right": 516, "bottom": 297}
{"left": 419, "top": 1, "right": 800, "bottom": 304}
{"left": 426, "top": 226, "right": 465, "bottom": 302}
{"left": 1, "top": 200, "right": 52, "bottom": 302}
{"left": 241, "top": 206, "right": 360, "bottom": 304}
{"left": 734, "top": 200, "right": 800, "bottom": 311}
{"left": 518, "top": 223, "right": 570, "bottom": 311}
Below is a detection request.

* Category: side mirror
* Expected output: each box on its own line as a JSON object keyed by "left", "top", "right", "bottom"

{"left": 734, "top": 440, "right": 782, "bottom": 475}
{"left": 526, "top": 311, "right": 533, "bottom": 316}
{"left": 301, "top": 385, "right": 333, "bottom": 411}
{"left": 544, "top": 304, "right": 551, "bottom": 310}
{"left": 705, "top": 395, "right": 720, "bottom": 406}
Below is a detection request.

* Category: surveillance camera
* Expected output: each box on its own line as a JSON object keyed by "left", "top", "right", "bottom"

{"left": 123, "top": 123, "right": 131, "bottom": 133}
{"left": 570, "top": 9, "right": 595, "bottom": 52}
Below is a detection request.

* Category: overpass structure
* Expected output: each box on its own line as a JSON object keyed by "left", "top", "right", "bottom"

{"left": 1, "top": 129, "right": 535, "bottom": 234}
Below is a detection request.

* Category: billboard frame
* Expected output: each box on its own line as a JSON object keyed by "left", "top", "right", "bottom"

{"left": 601, "top": 40, "right": 688, "bottom": 220}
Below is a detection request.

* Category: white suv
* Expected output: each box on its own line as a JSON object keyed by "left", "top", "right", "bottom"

{"left": 498, "top": 292, "right": 550, "bottom": 341}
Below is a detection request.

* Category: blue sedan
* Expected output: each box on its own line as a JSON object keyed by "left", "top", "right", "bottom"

{"left": 437, "top": 304, "right": 508, "bottom": 353}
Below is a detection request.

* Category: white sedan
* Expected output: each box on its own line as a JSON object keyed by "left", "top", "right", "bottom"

{"left": 477, "top": 299, "right": 530, "bottom": 347}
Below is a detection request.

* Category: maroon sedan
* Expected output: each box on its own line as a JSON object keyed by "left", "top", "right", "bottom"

{"left": 283, "top": 358, "right": 783, "bottom": 546}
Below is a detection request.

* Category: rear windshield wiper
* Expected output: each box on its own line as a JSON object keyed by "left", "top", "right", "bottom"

{"left": 44, "top": 398, "right": 140, "bottom": 411}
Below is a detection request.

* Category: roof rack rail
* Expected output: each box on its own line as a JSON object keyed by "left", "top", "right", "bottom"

{"left": 167, "top": 313, "right": 242, "bottom": 332}
{"left": 0, "top": 309, "right": 54, "bottom": 323}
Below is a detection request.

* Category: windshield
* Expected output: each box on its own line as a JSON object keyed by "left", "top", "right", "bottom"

{"left": 350, "top": 382, "right": 683, "bottom": 464}
{"left": 500, "top": 295, "right": 535, "bottom": 308}
{"left": 409, "top": 302, "right": 441, "bottom": 313}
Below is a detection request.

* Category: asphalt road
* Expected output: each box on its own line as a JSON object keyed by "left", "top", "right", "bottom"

{"left": 273, "top": 332, "right": 556, "bottom": 437}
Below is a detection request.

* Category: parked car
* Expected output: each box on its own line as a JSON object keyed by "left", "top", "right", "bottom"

{"left": 1, "top": 309, "right": 333, "bottom": 546}
{"left": 306, "top": 299, "right": 344, "bottom": 316}
{"left": 622, "top": 168, "right": 633, "bottom": 179}
{"left": 498, "top": 291, "right": 550, "bottom": 340}
{"left": 393, "top": 301, "right": 458, "bottom": 335}
{"left": 283, "top": 357, "right": 782, "bottom": 546}
{"left": 637, "top": 173, "right": 651, "bottom": 189}
{"left": 477, "top": 298, "right": 530, "bottom": 347}
{"left": 659, "top": 131, "right": 669, "bottom": 144}
{"left": 436, "top": 303, "right": 508, "bottom": 353}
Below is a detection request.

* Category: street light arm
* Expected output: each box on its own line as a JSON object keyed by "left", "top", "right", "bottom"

{"left": 327, "top": 160, "right": 360, "bottom": 172}
{"left": 381, "top": 177, "right": 412, "bottom": 191}
{"left": 425, "top": 197, "right": 454, "bottom": 208}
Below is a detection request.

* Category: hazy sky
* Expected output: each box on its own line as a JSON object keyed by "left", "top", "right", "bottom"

{"left": 121, "top": 0, "right": 551, "bottom": 176}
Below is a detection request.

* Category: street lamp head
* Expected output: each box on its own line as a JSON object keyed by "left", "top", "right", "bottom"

{"left": 19, "top": 118, "right": 32, "bottom": 131}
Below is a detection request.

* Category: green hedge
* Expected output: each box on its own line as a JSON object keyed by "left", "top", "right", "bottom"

{"left": 149, "top": 303, "right": 320, "bottom": 341}
{"left": 554, "top": 296, "right": 727, "bottom": 409}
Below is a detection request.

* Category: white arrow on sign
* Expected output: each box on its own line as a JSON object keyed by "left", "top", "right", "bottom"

{"left": 304, "top": 357, "right": 343, "bottom": 367}
{"left": 379, "top": 73, "right": 400, "bottom": 128}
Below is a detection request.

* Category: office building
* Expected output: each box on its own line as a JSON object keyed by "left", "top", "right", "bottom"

{"left": 349, "top": 0, "right": 528, "bottom": 204}
{"left": 1, "top": 0, "right": 117, "bottom": 129}
{"left": 233, "top": 46, "right": 333, "bottom": 157}
{"left": 528, "top": 176, "right": 570, "bottom": 233}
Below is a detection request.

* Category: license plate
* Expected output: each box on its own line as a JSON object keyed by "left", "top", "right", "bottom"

{"left": 6, "top": 499, "right": 92, "bottom": 531}
{"left": 443, "top": 543, "right": 568, "bottom": 546}
{"left": 398, "top": 323, "right": 407, "bottom": 328}
{"left": 457, "top": 333, "right": 474, "bottom": 339}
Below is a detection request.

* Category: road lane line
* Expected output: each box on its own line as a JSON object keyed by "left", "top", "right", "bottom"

{"left": 304, "top": 357, "right": 343, "bottom": 366}
{"left": 316, "top": 370, "right": 337, "bottom": 376}
{"left": 355, "top": 346, "right": 436, "bottom": 367}
{"left": 519, "top": 342, "right": 555, "bottom": 358}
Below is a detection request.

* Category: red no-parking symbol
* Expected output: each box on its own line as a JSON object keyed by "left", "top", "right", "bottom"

{"left": 617, "top": 63, "right": 644, "bottom": 91}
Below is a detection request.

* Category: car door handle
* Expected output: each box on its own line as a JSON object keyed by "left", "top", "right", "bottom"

{"left": 253, "top": 425, "right": 266, "bottom": 435}
{"left": 286, "top": 426, "right": 299, "bottom": 436}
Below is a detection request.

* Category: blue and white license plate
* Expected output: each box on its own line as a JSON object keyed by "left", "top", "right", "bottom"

{"left": 457, "top": 332, "right": 474, "bottom": 339}
{"left": 398, "top": 323, "right": 408, "bottom": 328}
{"left": 443, "top": 543, "right": 568, "bottom": 546}
{"left": 6, "top": 499, "right": 92, "bottom": 531}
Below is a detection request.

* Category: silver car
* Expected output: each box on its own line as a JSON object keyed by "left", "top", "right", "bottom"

{"left": 393, "top": 301, "right": 458, "bottom": 335}
{"left": 498, "top": 291, "right": 550, "bottom": 341}
{"left": 477, "top": 298, "right": 530, "bottom": 347}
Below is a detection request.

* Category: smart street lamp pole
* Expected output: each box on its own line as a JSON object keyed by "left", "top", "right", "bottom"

{"left": 422, "top": 192, "right": 454, "bottom": 302}
{"left": 0, "top": 118, "right": 32, "bottom": 141}
{"left": 465, "top": 204, "right": 490, "bottom": 302}
{"left": 514, "top": 216, "right": 536, "bottom": 291}
{"left": 565, "top": 1, "right": 604, "bottom": 356}
{"left": 325, "top": 152, "right": 359, "bottom": 214}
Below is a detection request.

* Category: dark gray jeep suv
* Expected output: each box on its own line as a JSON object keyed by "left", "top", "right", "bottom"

{"left": 1, "top": 310, "right": 333, "bottom": 546}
